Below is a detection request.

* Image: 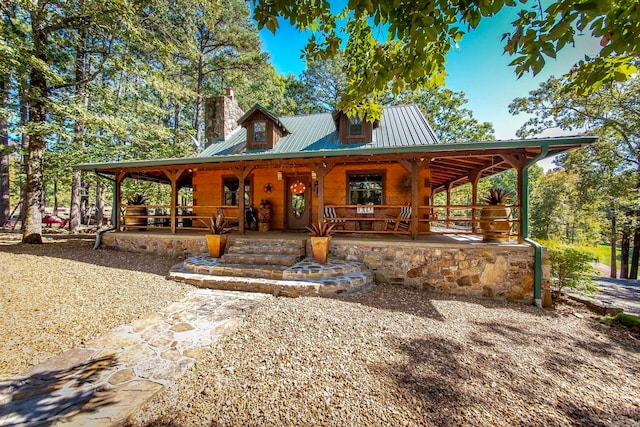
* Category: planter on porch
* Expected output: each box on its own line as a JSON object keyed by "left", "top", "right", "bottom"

{"left": 480, "top": 206, "right": 512, "bottom": 242}
{"left": 480, "top": 188, "right": 512, "bottom": 243}
{"left": 200, "top": 214, "right": 229, "bottom": 258}
{"left": 306, "top": 221, "right": 335, "bottom": 264}
{"left": 310, "top": 236, "right": 331, "bottom": 264}
{"left": 124, "top": 206, "right": 148, "bottom": 230}
{"left": 205, "top": 234, "right": 228, "bottom": 258}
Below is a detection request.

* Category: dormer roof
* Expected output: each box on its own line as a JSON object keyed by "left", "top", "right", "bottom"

{"left": 237, "top": 103, "right": 290, "bottom": 136}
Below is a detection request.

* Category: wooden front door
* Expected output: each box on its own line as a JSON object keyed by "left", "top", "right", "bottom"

{"left": 285, "top": 175, "right": 312, "bottom": 230}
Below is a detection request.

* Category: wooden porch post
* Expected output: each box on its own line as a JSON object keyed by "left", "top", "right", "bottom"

{"left": 398, "top": 159, "right": 422, "bottom": 240}
{"left": 312, "top": 163, "right": 334, "bottom": 224}
{"left": 469, "top": 171, "right": 481, "bottom": 234}
{"left": 233, "top": 166, "right": 254, "bottom": 233}
{"left": 163, "top": 169, "right": 185, "bottom": 234}
{"left": 115, "top": 171, "right": 125, "bottom": 231}
{"left": 500, "top": 153, "right": 528, "bottom": 242}
{"left": 516, "top": 166, "right": 524, "bottom": 243}
{"left": 446, "top": 182, "right": 453, "bottom": 229}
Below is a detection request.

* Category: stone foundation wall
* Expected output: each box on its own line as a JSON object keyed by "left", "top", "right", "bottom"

{"left": 330, "top": 241, "right": 551, "bottom": 306}
{"left": 101, "top": 233, "right": 207, "bottom": 258}
{"left": 101, "top": 233, "right": 550, "bottom": 306}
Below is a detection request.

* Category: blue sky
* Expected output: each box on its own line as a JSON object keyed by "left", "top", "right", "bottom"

{"left": 258, "top": 5, "right": 601, "bottom": 141}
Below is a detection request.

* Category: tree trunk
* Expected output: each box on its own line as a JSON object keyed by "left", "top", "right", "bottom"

{"left": 69, "top": 170, "right": 82, "bottom": 231}
{"left": 69, "top": 31, "right": 88, "bottom": 233}
{"left": 0, "top": 74, "right": 9, "bottom": 226}
{"left": 610, "top": 205, "right": 617, "bottom": 278}
{"left": 620, "top": 228, "right": 630, "bottom": 279}
{"left": 22, "top": 16, "right": 48, "bottom": 244}
{"left": 174, "top": 102, "right": 182, "bottom": 145}
{"left": 630, "top": 226, "right": 640, "bottom": 280}
{"left": 53, "top": 179, "right": 59, "bottom": 216}
{"left": 95, "top": 181, "right": 105, "bottom": 228}
{"left": 630, "top": 170, "right": 640, "bottom": 280}
{"left": 194, "top": 54, "right": 204, "bottom": 147}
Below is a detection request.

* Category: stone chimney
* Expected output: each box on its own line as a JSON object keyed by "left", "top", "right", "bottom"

{"left": 204, "top": 87, "right": 244, "bottom": 149}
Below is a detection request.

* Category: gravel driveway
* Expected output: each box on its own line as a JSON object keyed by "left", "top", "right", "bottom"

{"left": 2, "top": 233, "right": 639, "bottom": 426}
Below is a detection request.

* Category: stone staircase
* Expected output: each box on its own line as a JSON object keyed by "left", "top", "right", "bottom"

{"left": 169, "top": 237, "right": 374, "bottom": 297}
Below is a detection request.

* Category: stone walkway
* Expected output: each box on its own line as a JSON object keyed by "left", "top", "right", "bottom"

{"left": 0, "top": 289, "right": 269, "bottom": 426}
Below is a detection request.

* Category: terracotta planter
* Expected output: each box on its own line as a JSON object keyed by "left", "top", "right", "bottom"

{"left": 205, "top": 234, "right": 228, "bottom": 258}
{"left": 480, "top": 206, "right": 512, "bottom": 242}
{"left": 258, "top": 222, "right": 270, "bottom": 232}
{"left": 310, "top": 236, "right": 331, "bottom": 264}
{"left": 125, "top": 206, "right": 147, "bottom": 230}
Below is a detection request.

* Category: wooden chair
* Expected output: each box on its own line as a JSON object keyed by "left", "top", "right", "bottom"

{"left": 324, "top": 207, "right": 346, "bottom": 230}
{"left": 386, "top": 205, "right": 411, "bottom": 232}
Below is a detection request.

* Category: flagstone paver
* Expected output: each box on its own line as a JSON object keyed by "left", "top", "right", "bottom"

{"left": 0, "top": 289, "right": 269, "bottom": 426}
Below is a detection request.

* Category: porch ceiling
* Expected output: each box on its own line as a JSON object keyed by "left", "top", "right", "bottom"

{"left": 80, "top": 136, "right": 597, "bottom": 191}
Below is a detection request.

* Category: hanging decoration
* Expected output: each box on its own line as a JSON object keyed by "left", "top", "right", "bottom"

{"left": 289, "top": 180, "right": 306, "bottom": 194}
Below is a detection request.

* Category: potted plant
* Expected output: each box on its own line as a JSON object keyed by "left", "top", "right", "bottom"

{"left": 125, "top": 193, "right": 148, "bottom": 230}
{"left": 199, "top": 214, "right": 229, "bottom": 257}
{"left": 305, "top": 221, "right": 335, "bottom": 264}
{"left": 479, "top": 188, "right": 512, "bottom": 242}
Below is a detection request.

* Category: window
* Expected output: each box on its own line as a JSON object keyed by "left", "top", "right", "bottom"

{"left": 254, "top": 122, "right": 266, "bottom": 143}
{"left": 348, "top": 174, "right": 383, "bottom": 205}
{"left": 223, "top": 178, "right": 251, "bottom": 206}
{"left": 348, "top": 115, "right": 363, "bottom": 136}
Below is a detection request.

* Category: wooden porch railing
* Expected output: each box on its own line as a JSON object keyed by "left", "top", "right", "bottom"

{"left": 323, "top": 204, "right": 521, "bottom": 239}
{"left": 120, "top": 205, "right": 240, "bottom": 231}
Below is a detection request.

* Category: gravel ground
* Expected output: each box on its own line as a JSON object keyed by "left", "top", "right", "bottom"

{"left": 0, "top": 232, "right": 191, "bottom": 379}
{"left": 2, "top": 232, "right": 639, "bottom": 426}
{"left": 132, "top": 289, "right": 640, "bottom": 427}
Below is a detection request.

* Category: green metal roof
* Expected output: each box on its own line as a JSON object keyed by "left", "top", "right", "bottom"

{"left": 199, "top": 104, "right": 439, "bottom": 158}
{"left": 77, "top": 134, "right": 598, "bottom": 171}
{"left": 75, "top": 103, "right": 597, "bottom": 172}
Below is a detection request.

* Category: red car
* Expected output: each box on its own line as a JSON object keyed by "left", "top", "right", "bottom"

{"left": 42, "top": 215, "right": 67, "bottom": 228}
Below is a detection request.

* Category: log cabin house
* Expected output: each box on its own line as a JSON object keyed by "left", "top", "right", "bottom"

{"left": 78, "top": 90, "right": 597, "bottom": 306}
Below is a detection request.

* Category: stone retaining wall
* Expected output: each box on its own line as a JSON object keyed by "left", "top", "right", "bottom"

{"left": 102, "top": 233, "right": 207, "bottom": 258}
{"left": 330, "top": 240, "right": 551, "bottom": 307}
{"left": 101, "top": 233, "right": 550, "bottom": 306}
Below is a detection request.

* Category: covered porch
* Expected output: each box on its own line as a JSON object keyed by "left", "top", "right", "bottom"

{"left": 82, "top": 136, "right": 596, "bottom": 243}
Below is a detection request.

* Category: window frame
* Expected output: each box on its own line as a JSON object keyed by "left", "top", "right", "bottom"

{"left": 222, "top": 176, "right": 252, "bottom": 207}
{"left": 253, "top": 121, "right": 267, "bottom": 144}
{"left": 348, "top": 115, "right": 363, "bottom": 137}
{"left": 347, "top": 171, "right": 385, "bottom": 205}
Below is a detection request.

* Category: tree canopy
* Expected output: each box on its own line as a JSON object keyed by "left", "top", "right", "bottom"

{"left": 251, "top": 0, "right": 639, "bottom": 119}
{"left": 511, "top": 74, "right": 640, "bottom": 278}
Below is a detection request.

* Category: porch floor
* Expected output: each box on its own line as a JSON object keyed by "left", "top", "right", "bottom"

{"left": 110, "top": 229, "right": 527, "bottom": 247}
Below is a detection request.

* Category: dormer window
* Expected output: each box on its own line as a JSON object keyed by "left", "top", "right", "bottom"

{"left": 238, "top": 104, "right": 290, "bottom": 151}
{"left": 349, "top": 115, "right": 363, "bottom": 136}
{"left": 254, "top": 122, "right": 266, "bottom": 143}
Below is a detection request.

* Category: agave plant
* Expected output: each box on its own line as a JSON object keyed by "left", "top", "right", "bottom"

{"left": 481, "top": 188, "right": 511, "bottom": 205}
{"left": 305, "top": 221, "right": 336, "bottom": 237}
{"left": 127, "top": 193, "right": 148, "bottom": 205}
{"left": 199, "top": 213, "right": 229, "bottom": 234}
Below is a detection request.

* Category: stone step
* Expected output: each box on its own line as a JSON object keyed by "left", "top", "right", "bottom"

{"left": 227, "top": 243, "right": 305, "bottom": 256}
{"left": 169, "top": 263, "right": 375, "bottom": 298}
{"left": 232, "top": 237, "right": 306, "bottom": 249}
{"left": 219, "top": 253, "right": 302, "bottom": 267}
{"left": 183, "top": 256, "right": 290, "bottom": 280}
{"left": 283, "top": 259, "right": 365, "bottom": 279}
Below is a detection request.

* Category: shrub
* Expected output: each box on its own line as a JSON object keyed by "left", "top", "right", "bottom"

{"left": 547, "top": 243, "right": 599, "bottom": 301}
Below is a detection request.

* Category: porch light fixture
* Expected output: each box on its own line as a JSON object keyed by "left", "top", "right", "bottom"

{"left": 311, "top": 171, "right": 317, "bottom": 180}
{"left": 277, "top": 171, "right": 283, "bottom": 180}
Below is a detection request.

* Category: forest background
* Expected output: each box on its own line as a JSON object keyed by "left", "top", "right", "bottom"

{"left": 1, "top": 0, "right": 638, "bottom": 280}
